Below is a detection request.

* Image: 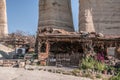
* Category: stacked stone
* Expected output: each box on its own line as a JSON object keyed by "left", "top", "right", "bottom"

{"left": 79, "top": 0, "right": 120, "bottom": 35}
{"left": 38, "top": 0, "right": 74, "bottom": 32}
{"left": 0, "top": 0, "right": 8, "bottom": 38}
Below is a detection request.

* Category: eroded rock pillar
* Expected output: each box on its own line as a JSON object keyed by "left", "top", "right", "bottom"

{"left": 0, "top": 0, "right": 8, "bottom": 38}
{"left": 79, "top": 0, "right": 95, "bottom": 33}
{"left": 79, "top": 0, "right": 120, "bottom": 35}
{"left": 38, "top": 0, "right": 74, "bottom": 32}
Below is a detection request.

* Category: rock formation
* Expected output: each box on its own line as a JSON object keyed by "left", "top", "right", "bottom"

{"left": 0, "top": 0, "right": 8, "bottom": 38}
{"left": 79, "top": 0, "right": 95, "bottom": 33}
{"left": 79, "top": 0, "right": 120, "bottom": 35}
{"left": 38, "top": 0, "right": 74, "bottom": 32}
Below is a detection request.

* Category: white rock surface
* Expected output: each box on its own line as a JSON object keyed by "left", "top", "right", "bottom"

{"left": 0, "top": 44, "right": 14, "bottom": 59}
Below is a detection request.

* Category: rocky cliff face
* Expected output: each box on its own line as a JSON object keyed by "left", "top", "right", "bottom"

{"left": 79, "top": 0, "right": 120, "bottom": 35}
{"left": 0, "top": 0, "right": 8, "bottom": 38}
{"left": 38, "top": 0, "right": 74, "bottom": 32}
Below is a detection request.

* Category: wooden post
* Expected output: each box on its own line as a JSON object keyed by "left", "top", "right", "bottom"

{"left": 46, "top": 40, "right": 50, "bottom": 66}
{"left": 46, "top": 40, "right": 50, "bottom": 54}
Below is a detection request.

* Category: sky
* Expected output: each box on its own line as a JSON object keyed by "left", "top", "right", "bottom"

{"left": 6, "top": 0, "right": 79, "bottom": 34}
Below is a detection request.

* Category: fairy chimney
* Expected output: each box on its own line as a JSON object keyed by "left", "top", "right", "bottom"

{"left": 0, "top": 0, "right": 8, "bottom": 38}
{"left": 38, "top": 0, "right": 74, "bottom": 32}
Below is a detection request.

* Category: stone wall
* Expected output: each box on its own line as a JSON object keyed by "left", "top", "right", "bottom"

{"left": 38, "top": 0, "right": 74, "bottom": 32}
{"left": 79, "top": 0, "right": 120, "bottom": 35}
{"left": 0, "top": 0, "right": 8, "bottom": 38}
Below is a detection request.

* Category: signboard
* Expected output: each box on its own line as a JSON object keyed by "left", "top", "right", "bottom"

{"left": 107, "top": 47, "right": 116, "bottom": 56}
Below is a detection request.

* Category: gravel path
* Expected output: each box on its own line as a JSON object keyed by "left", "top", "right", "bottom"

{"left": 0, "top": 67, "right": 91, "bottom": 80}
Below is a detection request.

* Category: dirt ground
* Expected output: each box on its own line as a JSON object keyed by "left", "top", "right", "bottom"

{"left": 0, "top": 67, "right": 91, "bottom": 80}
